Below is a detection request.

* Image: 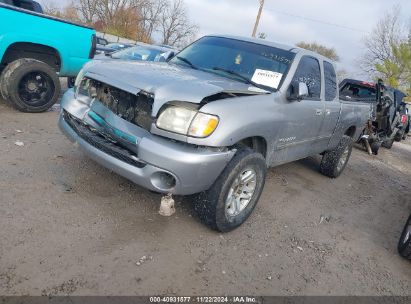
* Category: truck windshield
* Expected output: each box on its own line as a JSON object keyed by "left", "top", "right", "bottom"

{"left": 170, "top": 36, "right": 295, "bottom": 91}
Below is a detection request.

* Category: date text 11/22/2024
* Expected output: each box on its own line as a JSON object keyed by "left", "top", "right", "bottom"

{"left": 149, "top": 296, "right": 258, "bottom": 303}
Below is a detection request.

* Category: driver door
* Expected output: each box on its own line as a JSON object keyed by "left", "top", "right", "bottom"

{"left": 271, "top": 56, "right": 325, "bottom": 164}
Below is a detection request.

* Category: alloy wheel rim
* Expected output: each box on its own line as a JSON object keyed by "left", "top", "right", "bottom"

{"left": 225, "top": 168, "right": 257, "bottom": 218}
{"left": 403, "top": 224, "right": 411, "bottom": 244}
{"left": 337, "top": 146, "right": 350, "bottom": 172}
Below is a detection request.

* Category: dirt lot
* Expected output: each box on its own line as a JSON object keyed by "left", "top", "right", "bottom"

{"left": 0, "top": 96, "right": 410, "bottom": 296}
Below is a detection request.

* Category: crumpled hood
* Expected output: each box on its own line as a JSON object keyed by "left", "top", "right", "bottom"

{"left": 84, "top": 60, "right": 267, "bottom": 115}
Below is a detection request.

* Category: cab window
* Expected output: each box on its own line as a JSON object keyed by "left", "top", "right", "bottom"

{"left": 324, "top": 61, "right": 337, "bottom": 101}
{"left": 292, "top": 56, "right": 321, "bottom": 100}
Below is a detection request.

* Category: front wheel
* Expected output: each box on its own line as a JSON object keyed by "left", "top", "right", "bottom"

{"left": 0, "top": 58, "right": 60, "bottom": 112}
{"left": 398, "top": 215, "right": 411, "bottom": 259}
{"left": 320, "top": 135, "right": 353, "bottom": 178}
{"left": 194, "top": 147, "right": 267, "bottom": 232}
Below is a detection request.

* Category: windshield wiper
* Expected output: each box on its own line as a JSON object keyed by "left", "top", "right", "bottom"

{"left": 176, "top": 56, "right": 198, "bottom": 69}
{"left": 212, "top": 67, "right": 267, "bottom": 90}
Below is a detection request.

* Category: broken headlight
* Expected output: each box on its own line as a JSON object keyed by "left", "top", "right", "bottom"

{"left": 156, "top": 105, "right": 219, "bottom": 138}
{"left": 73, "top": 68, "right": 86, "bottom": 97}
{"left": 74, "top": 72, "right": 97, "bottom": 102}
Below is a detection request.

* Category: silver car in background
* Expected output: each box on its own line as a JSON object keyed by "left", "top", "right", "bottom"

{"left": 94, "top": 43, "right": 176, "bottom": 62}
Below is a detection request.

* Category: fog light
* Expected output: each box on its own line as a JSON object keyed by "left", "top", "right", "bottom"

{"left": 150, "top": 172, "right": 176, "bottom": 191}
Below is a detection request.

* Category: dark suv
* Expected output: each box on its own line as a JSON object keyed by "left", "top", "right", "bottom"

{"left": 395, "top": 98, "right": 410, "bottom": 142}
{"left": 340, "top": 78, "right": 407, "bottom": 154}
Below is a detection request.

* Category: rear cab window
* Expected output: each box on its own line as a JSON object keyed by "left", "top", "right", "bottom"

{"left": 324, "top": 61, "right": 337, "bottom": 101}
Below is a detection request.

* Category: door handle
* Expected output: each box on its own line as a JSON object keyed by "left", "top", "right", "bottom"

{"left": 325, "top": 109, "right": 331, "bottom": 115}
{"left": 315, "top": 109, "right": 323, "bottom": 116}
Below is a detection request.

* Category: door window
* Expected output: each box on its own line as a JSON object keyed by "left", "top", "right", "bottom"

{"left": 292, "top": 56, "right": 321, "bottom": 100}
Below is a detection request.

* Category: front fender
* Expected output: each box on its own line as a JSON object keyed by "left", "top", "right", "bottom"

{"left": 187, "top": 94, "right": 282, "bottom": 148}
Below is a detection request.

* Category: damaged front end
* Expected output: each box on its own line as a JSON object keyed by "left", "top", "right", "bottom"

{"left": 59, "top": 83, "right": 236, "bottom": 195}
{"left": 77, "top": 77, "right": 155, "bottom": 132}
{"left": 75, "top": 73, "right": 266, "bottom": 143}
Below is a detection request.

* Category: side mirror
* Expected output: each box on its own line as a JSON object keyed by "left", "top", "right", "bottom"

{"left": 159, "top": 51, "right": 175, "bottom": 62}
{"left": 287, "top": 82, "right": 309, "bottom": 101}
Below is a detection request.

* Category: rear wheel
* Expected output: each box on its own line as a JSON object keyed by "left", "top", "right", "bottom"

{"left": 398, "top": 215, "right": 411, "bottom": 259}
{"left": 194, "top": 147, "right": 267, "bottom": 232}
{"left": 320, "top": 135, "right": 353, "bottom": 178}
{"left": 0, "top": 58, "right": 60, "bottom": 112}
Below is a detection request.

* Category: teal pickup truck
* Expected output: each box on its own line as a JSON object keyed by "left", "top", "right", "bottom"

{"left": 0, "top": 1, "right": 96, "bottom": 112}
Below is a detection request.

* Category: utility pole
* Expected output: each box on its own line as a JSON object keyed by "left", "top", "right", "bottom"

{"left": 252, "top": 0, "right": 265, "bottom": 38}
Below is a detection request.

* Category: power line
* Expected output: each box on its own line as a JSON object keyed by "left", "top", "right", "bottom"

{"left": 264, "top": 7, "right": 371, "bottom": 34}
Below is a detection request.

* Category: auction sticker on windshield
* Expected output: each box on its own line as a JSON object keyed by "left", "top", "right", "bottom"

{"left": 251, "top": 69, "right": 283, "bottom": 89}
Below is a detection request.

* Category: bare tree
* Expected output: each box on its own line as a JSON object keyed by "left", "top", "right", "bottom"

{"left": 41, "top": 0, "right": 62, "bottom": 16}
{"left": 75, "top": 0, "right": 143, "bottom": 37}
{"left": 76, "top": 0, "right": 99, "bottom": 24}
{"left": 43, "top": 0, "right": 81, "bottom": 22}
{"left": 159, "top": 0, "right": 198, "bottom": 48}
{"left": 360, "top": 5, "right": 406, "bottom": 74}
{"left": 44, "top": 0, "right": 198, "bottom": 46}
{"left": 93, "top": 0, "right": 130, "bottom": 27}
{"left": 135, "top": 0, "right": 167, "bottom": 42}
{"left": 336, "top": 69, "right": 348, "bottom": 83}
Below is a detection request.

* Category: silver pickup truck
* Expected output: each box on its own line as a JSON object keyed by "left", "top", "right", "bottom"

{"left": 59, "top": 35, "right": 371, "bottom": 232}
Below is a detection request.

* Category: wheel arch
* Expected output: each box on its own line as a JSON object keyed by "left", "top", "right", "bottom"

{"left": 344, "top": 125, "right": 357, "bottom": 138}
{"left": 234, "top": 136, "right": 268, "bottom": 159}
{"left": 1, "top": 42, "right": 61, "bottom": 73}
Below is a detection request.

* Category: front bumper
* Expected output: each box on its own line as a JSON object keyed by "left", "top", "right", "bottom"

{"left": 59, "top": 89, "right": 235, "bottom": 195}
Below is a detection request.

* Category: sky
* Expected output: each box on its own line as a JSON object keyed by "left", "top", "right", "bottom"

{"left": 41, "top": 0, "right": 411, "bottom": 79}
{"left": 184, "top": 0, "right": 411, "bottom": 79}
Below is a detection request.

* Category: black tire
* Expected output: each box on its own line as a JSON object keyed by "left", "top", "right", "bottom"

{"left": 0, "top": 58, "right": 60, "bottom": 112}
{"left": 194, "top": 147, "right": 267, "bottom": 232}
{"left": 381, "top": 137, "right": 394, "bottom": 149}
{"left": 403, "top": 124, "right": 410, "bottom": 140}
{"left": 320, "top": 135, "right": 353, "bottom": 178}
{"left": 398, "top": 214, "right": 411, "bottom": 259}
{"left": 370, "top": 141, "right": 381, "bottom": 155}
{"left": 394, "top": 132, "right": 403, "bottom": 142}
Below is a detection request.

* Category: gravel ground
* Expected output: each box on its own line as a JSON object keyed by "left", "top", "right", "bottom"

{"left": 0, "top": 95, "right": 410, "bottom": 296}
